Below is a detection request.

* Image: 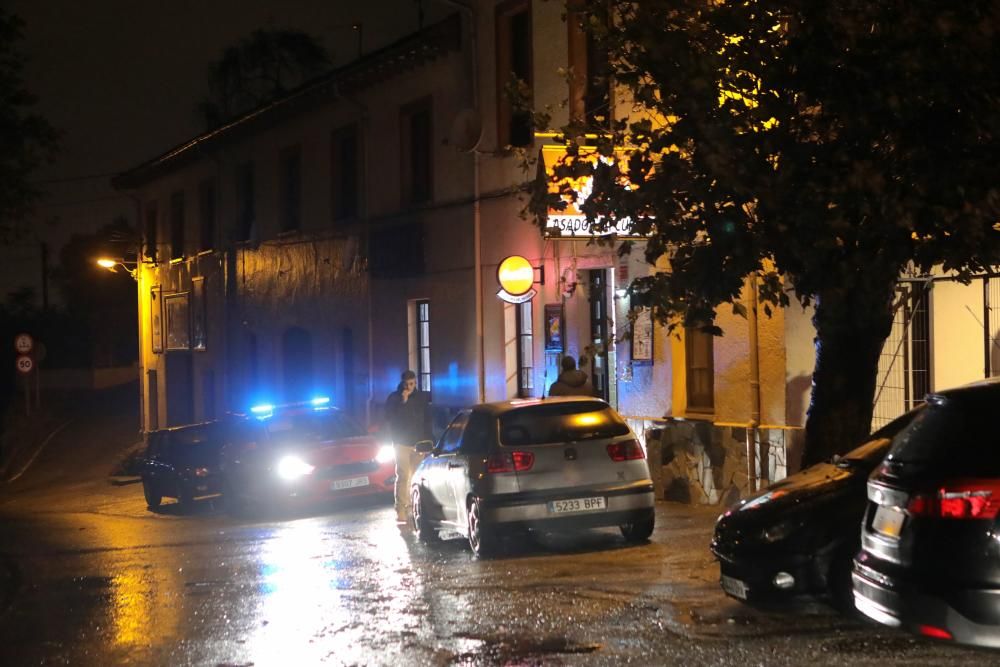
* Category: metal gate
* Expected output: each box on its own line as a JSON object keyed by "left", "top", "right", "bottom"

{"left": 872, "top": 280, "right": 932, "bottom": 429}
{"left": 985, "top": 277, "right": 1000, "bottom": 377}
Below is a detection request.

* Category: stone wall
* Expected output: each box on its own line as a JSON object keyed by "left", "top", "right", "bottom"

{"left": 644, "top": 419, "right": 804, "bottom": 507}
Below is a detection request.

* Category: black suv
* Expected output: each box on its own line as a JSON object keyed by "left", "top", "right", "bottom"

{"left": 853, "top": 378, "right": 1000, "bottom": 647}
{"left": 141, "top": 421, "right": 229, "bottom": 509}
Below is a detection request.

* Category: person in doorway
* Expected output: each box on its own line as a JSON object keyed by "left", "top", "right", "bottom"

{"left": 385, "top": 370, "right": 433, "bottom": 524}
{"left": 548, "top": 355, "right": 595, "bottom": 397}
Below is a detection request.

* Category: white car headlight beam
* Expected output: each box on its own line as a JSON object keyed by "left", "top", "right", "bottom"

{"left": 276, "top": 455, "right": 315, "bottom": 481}
{"left": 375, "top": 445, "right": 395, "bottom": 464}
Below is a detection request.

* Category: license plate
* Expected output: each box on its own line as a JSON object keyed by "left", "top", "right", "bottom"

{"left": 721, "top": 574, "right": 749, "bottom": 600}
{"left": 331, "top": 476, "right": 370, "bottom": 491}
{"left": 548, "top": 496, "right": 606, "bottom": 514}
{"left": 873, "top": 505, "right": 905, "bottom": 538}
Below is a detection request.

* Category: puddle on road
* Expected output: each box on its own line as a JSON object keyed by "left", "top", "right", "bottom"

{"left": 448, "top": 634, "right": 602, "bottom": 665}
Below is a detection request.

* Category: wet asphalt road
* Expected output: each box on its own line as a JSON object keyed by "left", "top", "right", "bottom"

{"left": 0, "top": 410, "right": 993, "bottom": 666}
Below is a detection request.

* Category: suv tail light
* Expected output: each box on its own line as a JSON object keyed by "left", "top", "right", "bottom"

{"left": 487, "top": 450, "right": 535, "bottom": 473}
{"left": 906, "top": 479, "right": 1000, "bottom": 520}
{"left": 607, "top": 439, "right": 645, "bottom": 462}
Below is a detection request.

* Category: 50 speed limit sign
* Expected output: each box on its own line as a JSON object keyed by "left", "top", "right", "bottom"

{"left": 15, "top": 355, "right": 33, "bottom": 374}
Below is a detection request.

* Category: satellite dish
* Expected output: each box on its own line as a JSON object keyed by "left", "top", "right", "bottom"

{"left": 449, "top": 108, "right": 482, "bottom": 152}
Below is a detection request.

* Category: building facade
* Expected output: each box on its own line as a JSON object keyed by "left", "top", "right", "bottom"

{"left": 114, "top": 4, "right": 999, "bottom": 505}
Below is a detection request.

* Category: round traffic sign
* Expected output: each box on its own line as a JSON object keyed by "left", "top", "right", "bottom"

{"left": 15, "top": 355, "right": 33, "bottom": 374}
{"left": 14, "top": 333, "right": 33, "bottom": 354}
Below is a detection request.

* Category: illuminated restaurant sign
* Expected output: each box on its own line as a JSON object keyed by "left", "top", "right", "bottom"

{"left": 540, "top": 144, "right": 650, "bottom": 240}
{"left": 496, "top": 255, "right": 537, "bottom": 304}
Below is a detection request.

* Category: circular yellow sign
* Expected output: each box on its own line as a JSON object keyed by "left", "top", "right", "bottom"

{"left": 497, "top": 255, "right": 534, "bottom": 296}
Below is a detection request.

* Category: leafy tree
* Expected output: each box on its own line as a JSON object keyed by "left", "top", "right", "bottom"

{"left": 532, "top": 1, "right": 1000, "bottom": 465}
{"left": 55, "top": 217, "right": 138, "bottom": 367}
{"left": 198, "top": 28, "right": 331, "bottom": 129}
{"left": 0, "top": 9, "right": 58, "bottom": 236}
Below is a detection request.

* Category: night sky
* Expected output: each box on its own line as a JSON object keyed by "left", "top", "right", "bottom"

{"left": 8, "top": 0, "right": 445, "bottom": 248}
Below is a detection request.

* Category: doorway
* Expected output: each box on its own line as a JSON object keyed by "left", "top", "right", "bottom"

{"left": 588, "top": 269, "right": 613, "bottom": 403}
{"left": 282, "top": 326, "right": 314, "bottom": 402}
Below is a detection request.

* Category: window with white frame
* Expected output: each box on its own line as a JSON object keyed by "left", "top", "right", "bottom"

{"left": 415, "top": 300, "right": 431, "bottom": 392}
{"left": 504, "top": 300, "right": 534, "bottom": 398}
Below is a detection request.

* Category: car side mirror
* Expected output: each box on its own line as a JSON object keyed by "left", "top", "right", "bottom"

{"left": 415, "top": 440, "right": 434, "bottom": 454}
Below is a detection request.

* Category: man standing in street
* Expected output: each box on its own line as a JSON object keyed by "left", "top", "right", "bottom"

{"left": 385, "top": 370, "right": 432, "bottom": 524}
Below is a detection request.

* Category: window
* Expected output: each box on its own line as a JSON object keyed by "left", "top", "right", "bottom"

{"left": 144, "top": 201, "right": 158, "bottom": 263}
{"left": 440, "top": 411, "right": 470, "bottom": 454}
{"left": 236, "top": 161, "right": 255, "bottom": 242}
{"left": 496, "top": 0, "right": 533, "bottom": 147}
{"left": 416, "top": 300, "right": 431, "bottom": 392}
{"left": 517, "top": 300, "right": 534, "bottom": 398}
{"left": 401, "top": 99, "right": 432, "bottom": 205}
{"left": 331, "top": 124, "right": 360, "bottom": 220}
{"left": 198, "top": 179, "right": 216, "bottom": 251}
{"left": 169, "top": 191, "right": 185, "bottom": 260}
{"left": 279, "top": 145, "right": 302, "bottom": 232}
{"left": 685, "top": 327, "right": 714, "bottom": 413}
{"left": 568, "top": 6, "right": 612, "bottom": 127}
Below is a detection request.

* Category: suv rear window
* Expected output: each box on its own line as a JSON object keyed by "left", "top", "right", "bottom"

{"left": 887, "top": 396, "right": 1000, "bottom": 475}
{"left": 499, "top": 401, "right": 630, "bottom": 446}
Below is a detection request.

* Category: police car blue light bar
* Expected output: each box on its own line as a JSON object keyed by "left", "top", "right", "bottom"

{"left": 311, "top": 396, "right": 331, "bottom": 406}
{"left": 250, "top": 403, "right": 274, "bottom": 418}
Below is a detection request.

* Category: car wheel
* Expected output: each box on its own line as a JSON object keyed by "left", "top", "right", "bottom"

{"left": 620, "top": 511, "right": 655, "bottom": 543}
{"left": 467, "top": 498, "right": 499, "bottom": 557}
{"left": 411, "top": 487, "right": 440, "bottom": 543}
{"left": 142, "top": 480, "right": 162, "bottom": 510}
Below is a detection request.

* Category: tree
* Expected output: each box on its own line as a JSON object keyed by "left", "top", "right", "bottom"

{"left": 55, "top": 218, "right": 138, "bottom": 367}
{"left": 531, "top": 1, "right": 1000, "bottom": 465}
{"left": 0, "top": 9, "right": 58, "bottom": 236}
{"left": 198, "top": 28, "right": 331, "bottom": 129}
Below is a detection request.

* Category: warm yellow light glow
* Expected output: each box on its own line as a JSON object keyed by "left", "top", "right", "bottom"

{"left": 572, "top": 413, "right": 601, "bottom": 427}
{"left": 497, "top": 255, "right": 534, "bottom": 296}
{"left": 97, "top": 258, "right": 117, "bottom": 269}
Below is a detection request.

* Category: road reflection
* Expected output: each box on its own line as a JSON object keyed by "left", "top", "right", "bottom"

{"left": 248, "top": 510, "right": 422, "bottom": 664}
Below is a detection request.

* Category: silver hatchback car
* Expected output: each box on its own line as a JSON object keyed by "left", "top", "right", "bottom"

{"left": 410, "top": 397, "right": 655, "bottom": 556}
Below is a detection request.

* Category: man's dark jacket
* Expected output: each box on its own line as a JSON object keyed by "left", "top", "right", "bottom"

{"left": 385, "top": 388, "right": 432, "bottom": 445}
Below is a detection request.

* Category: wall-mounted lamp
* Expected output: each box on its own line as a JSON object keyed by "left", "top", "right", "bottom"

{"left": 96, "top": 257, "right": 138, "bottom": 281}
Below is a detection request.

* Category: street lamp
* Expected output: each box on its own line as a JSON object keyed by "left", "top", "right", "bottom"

{"left": 95, "top": 257, "right": 138, "bottom": 281}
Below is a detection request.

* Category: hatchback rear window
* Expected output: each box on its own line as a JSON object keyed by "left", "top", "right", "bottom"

{"left": 499, "top": 401, "right": 629, "bottom": 446}
{"left": 887, "top": 396, "right": 1000, "bottom": 475}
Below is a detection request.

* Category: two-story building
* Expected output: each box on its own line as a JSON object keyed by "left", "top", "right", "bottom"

{"left": 114, "top": 4, "right": 1000, "bottom": 505}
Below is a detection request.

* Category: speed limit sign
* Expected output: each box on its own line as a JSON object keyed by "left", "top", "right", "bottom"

{"left": 14, "top": 333, "right": 33, "bottom": 355}
{"left": 15, "top": 354, "right": 33, "bottom": 374}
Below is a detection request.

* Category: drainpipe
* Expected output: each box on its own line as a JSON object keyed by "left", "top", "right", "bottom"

{"left": 434, "top": 1, "right": 484, "bottom": 403}
{"left": 747, "top": 273, "right": 762, "bottom": 492}
{"left": 127, "top": 193, "right": 145, "bottom": 437}
{"left": 334, "top": 86, "right": 373, "bottom": 422}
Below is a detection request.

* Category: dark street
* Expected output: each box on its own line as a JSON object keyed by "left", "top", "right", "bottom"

{"left": 0, "top": 403, "right": 988, "bottom": 666}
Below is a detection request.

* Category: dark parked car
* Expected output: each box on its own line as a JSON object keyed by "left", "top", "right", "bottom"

{"left": 409, "top": 397, "right": 655, "bottom": 557}
{"left": 141, "top": 421, "right": 229, "bottom": 509}
{"left": 221, "top": 399, "right": 396, "bottom": 514}
{"left": 854, "top": 378, "right": 1000, "bottom": 647}
{"left": 711, "top": 408, "right": 919, "bottom": 608}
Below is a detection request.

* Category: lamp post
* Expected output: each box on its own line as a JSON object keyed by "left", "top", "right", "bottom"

{"left": 96, "top": 257, "right": 138, "bottom": 281}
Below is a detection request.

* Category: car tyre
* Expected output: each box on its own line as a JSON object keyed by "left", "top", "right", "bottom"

{"left": 620, "top": 511, "right": 655, "bottom": 543}
{"left": 411, "top": 487, "right": 440, "bottom": 543}
{"left": 142, "top": 480, "right": 162, "bottom": 510}
{"left": 467, "top": 497, "right": 499, "bottom": 557}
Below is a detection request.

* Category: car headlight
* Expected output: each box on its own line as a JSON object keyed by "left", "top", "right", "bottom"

{"left": 375, "top": 445, "right": 395, "bottom": 464}
{"left": 761, "top": 520, "right": 799, "bottom": 544}
{"left": 276, "top": 455, "right": 315, "bottom": 480}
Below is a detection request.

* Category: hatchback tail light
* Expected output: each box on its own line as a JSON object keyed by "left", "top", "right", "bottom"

{"left": 906, "top": 479, "right": 1000, "bottom": 520}
{"left": 607, "top": 439, "right": 645, "bottom": 462}
{"left": 487, "top": 450, "right": 535, "bottom": 473}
